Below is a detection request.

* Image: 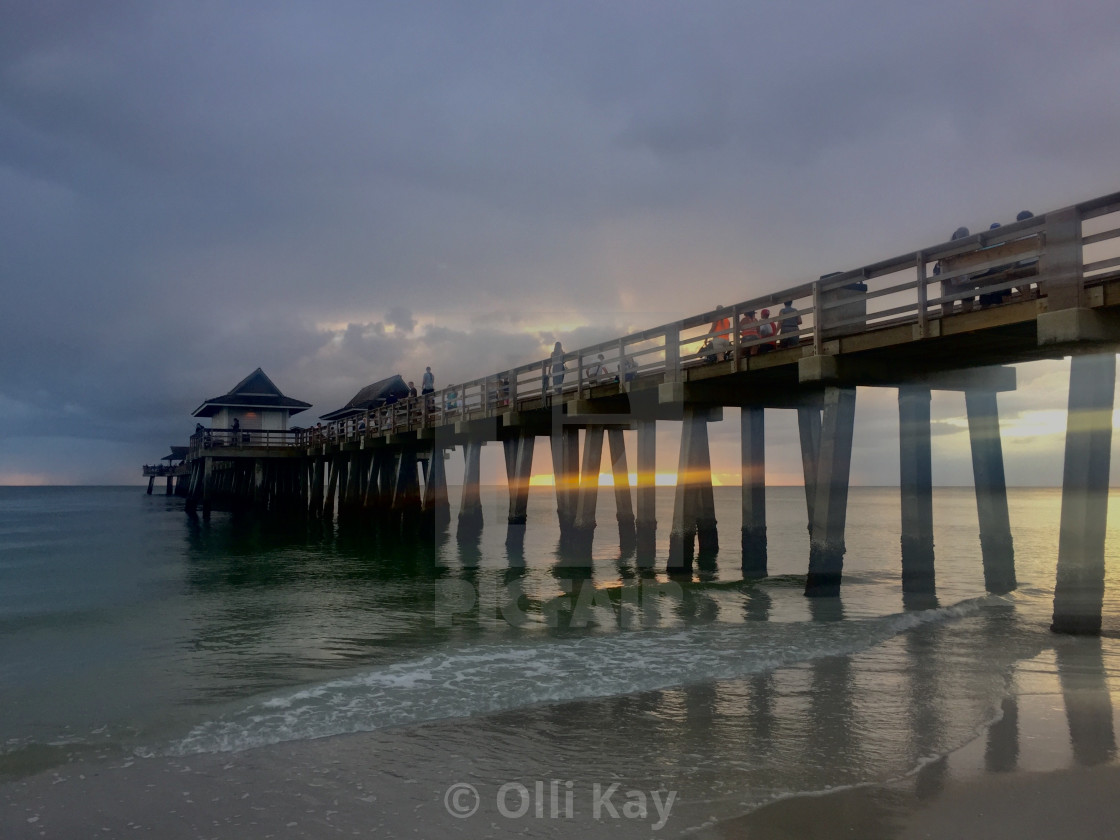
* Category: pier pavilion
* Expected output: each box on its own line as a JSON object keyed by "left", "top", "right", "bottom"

{"left": 146, "top": 190, "right": 1120, "bottom": 635}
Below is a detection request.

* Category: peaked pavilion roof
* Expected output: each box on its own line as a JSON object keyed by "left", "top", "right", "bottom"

{"left": 191, "top": 368, "right": 311, "bottom": 418}
{"left": 319, "top": 374, "right": 411, "bottom": 422}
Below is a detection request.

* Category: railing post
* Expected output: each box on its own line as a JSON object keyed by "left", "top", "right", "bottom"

{"left": 507, "top": 369, "right": 518, "bottom": 409}
{"left": 665, "top": 324, "right": 681, "bottom": 380}
{"left": 916, "top": 251, "right": 928, "bottom": 338}
{"left": 811, "top": 281, "right": 823, "bottom": 354}
{"left": 577, "top": 353, "right": 585, "bottom": 397}
{"left": 1039, "top": 207, "right": 1084, "bottom": 310}
{"left": 731, "top": 304, "right": 741, "bottom": 363}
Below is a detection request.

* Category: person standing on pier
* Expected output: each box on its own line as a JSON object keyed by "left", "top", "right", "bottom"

{"left": 551, "top": 341, "right": 566, "bottom": 393}
{"left": 778, "top": 300, "right": 802, "bottom": 348}
{"left": 758, "top": 309, "right": 776, "bottom": 353}
{"left": 408, "top": 381, "right": 418, "bottom": 398}
{"left": 586, "top": 354, "right": 608, "bottom": 383}
{"left": 421, "top": 366, "right": 434, "bottom": 395}
{"left": 739, "top": 309, "right": 761, "bottom": 356}
{"left": 708, "top": 306, "right": 733, "bottom": 361}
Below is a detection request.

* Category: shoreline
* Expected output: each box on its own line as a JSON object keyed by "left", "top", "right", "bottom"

{"left": 4, "top": 659, "right": 1118, "bottom": 839}
{"left": 691, "top": 683, "right": 1120, "bottom": 839}
{"left": 697, "top": 762, "right": 1120, "bottom": 840}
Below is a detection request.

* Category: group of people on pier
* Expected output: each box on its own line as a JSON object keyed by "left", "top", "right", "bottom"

{"left": 935, "top": 210, "right": 1038, "bottom": 312}
{"left": 544, "top": 342, "right": 639, "bottom": 393}
{"left": 702, "top": 301, "right": 802, "bottom": 363}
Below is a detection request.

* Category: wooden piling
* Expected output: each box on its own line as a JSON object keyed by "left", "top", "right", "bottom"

{"left": 669, "top": 407, "right": 717, "bottom": 571}
{"left": 608, "top": 428, "right": 636, "bottom": 552}
{"left": 551, "top": 426, "right": 579, "bottom": 543}
{"left": 323, "top": 459, "right": 338, "bottom": 520}
{"left": 965, "top": 389, "right": 1016, "bottom": 594}
{"left": 504, "top": 434, "right": 535, "bottom": 525}
{"left": 1052, "top": 353, "right": 1116, "bottom": 634}
{"left": 797, "top": 406, "right": 821, "bottom": 536}
{"left": 636, "top": 419, "right": 657, "bottom": 562}
{"left": 741, "top": 406, "right": 767, "bottom": 578}
{"left": 899, "top": 386, "right": 935, "bottom": 593}
{"left": 457, "top": 441, "right": 484, "bottom": 539}
{"left": 393, "top": 447, "right": 423, "bottom": 534}
{"left": 805, "top": 386, "right": 856, "bottom": 597}
{"left": 423, "top": 448, "right": 451, "bottom": 533}
{"left": 572, "top": 426, "right": 605, "bottom": 553}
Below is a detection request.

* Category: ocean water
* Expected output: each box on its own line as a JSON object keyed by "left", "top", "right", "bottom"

{"left": 2, "top": 484, "right": 1120, "bottom": 833}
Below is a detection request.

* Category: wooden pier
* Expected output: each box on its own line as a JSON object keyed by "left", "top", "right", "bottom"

{"left": 146, "top": 191, "right": 1120, "bottom": 634}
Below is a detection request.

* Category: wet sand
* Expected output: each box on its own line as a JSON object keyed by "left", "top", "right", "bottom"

{"left": 697, "top": 764, "right": 1120, "bottom": 840}
{"left": 3, "top": 686, "right": 1119, "bottom": 840}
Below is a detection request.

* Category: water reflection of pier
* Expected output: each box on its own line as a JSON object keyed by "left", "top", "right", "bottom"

{"left": 153, "top": 191, "right": 1120, "bottom": 634}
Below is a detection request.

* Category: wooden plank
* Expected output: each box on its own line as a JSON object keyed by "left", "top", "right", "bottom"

{"left": 1082, "top": 228, "right": 1120, "bottom": 247}
{"left": 938, "top": 236, "right": 1042, "bottom": 275}
{"left": 1084, "top": 255, "right": 1120, "bottom": 274}
{"left": 1076, "top": 193, "right": 1120, "bottom": 220}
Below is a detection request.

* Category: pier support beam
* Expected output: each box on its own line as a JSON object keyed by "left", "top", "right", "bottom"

{"left": 341, "top": 453, "right": 363, "bottom": 519}
{"left": 551, "top": 426, "right": 579, "bottom": 543}
{"left": 695, "top": 414, "right": 718, "bottom": 557}
{"left": 798, "top": 407, "right": 822, "bottom": 536}
{"left": 669, "top": 408, "right": 717, "bottom": 572}
{"left": 377, "top": 451, "right": 397, "bottom": 521}
{"left": 309, "top": 460, "right": 325, "bottom": 517}
{"left": 805, "top": 386, "right": 856, "bottom": 597}
{"left": 323, "top": 459, "right": 339, "bottom": 519}
{"left": 201, "top": 456, "right": 214, "bottom": 517}
{"left": 1052, "top": 353, "right": 1116, "bottom": 635}
{"left": 457, "top": 441, "right": 484, "bottom": 539}
{"left": 146, "top": 476, "right": 154, "bottom": 495}
{"left": 423, "top": 448, "right": 451, "bottom": 533}
{"left": 741, "top": 406, "right": 767, "bottom": 578}
{"left": 899, "top": 386, "right": 935, "bottom": 593}
{"left": 608, "top": 429, "right": 636, "bottom": 552}
{"left": 392, "top": 447, "right": 423, "bottom": 534}
{"left": 504, "top": 434, "right": 535, "bottom": 525}
{"left": 965, "top": 389, "right": 1016, "bottom": 594}
{"left": 362, "top": 454, "right": 380, "bottom": 510}
{"left": 636, "top": 420, "right": 657, "bottom": 563}
{"left": 572, "top": 426, "right": 605, "bottom": 554}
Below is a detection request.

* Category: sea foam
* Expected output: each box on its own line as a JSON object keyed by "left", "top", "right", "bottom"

{"left": 168, "top": 596, "right": 992, "bottom": 755}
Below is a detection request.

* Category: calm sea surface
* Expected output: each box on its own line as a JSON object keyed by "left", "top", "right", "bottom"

{"left": 2, "top": 484, "right": 1120, "bottom": 828}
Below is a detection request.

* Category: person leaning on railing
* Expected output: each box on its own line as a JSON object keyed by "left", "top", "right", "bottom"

{"left": 934, "top": 226, "right": 971, "bottom": 313}
{"left": 704, "top": 307, "right": 733, "bottom": 362}
{"left": 778, "top": 300, "right": 802, "bottom": 348}
{"left": 551, "top": 342, "right": 566, "bottom": 393}
{"left": 739, "top": 310, "right": 761, "bottom": 356}
{"left": 619, "top": 353, "right": 638, "bottom": 382}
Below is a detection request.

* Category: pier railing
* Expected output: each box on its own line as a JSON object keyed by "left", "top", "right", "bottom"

{"left": 282, "top": 191, "right": 1118, "bottom": 448}
{"left": 189, "top": 429, "right": 302, "bottom": 458}
{"left": 142, "top": 463, "right": 186, "bottom": 477}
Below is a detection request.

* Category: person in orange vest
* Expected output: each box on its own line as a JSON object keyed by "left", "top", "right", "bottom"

{"left": 739, "top": 309, "right": 761, "bottom": 356}
{"left": 707, "top": 306, "right": 732, "bottom": 362}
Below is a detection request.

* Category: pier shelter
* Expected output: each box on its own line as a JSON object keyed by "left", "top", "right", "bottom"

{"left": 191, "top": 367, "right": 311, "bottom": 437}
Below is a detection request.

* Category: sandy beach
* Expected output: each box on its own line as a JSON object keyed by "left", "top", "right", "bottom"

{"left": 4, "top": 668, "right": 1119, "bottom": 840}
{"left": 704, "top": 763, "right": 1120, "bottom": 840}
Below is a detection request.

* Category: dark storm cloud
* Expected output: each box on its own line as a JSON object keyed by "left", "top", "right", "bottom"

{"left": 0, "top": 0, "right": 1116, "bottom": 481}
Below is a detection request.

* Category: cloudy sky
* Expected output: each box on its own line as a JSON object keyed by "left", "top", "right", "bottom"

{"left": 1, "top": 0, "right": 1117, "bottom": 486}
